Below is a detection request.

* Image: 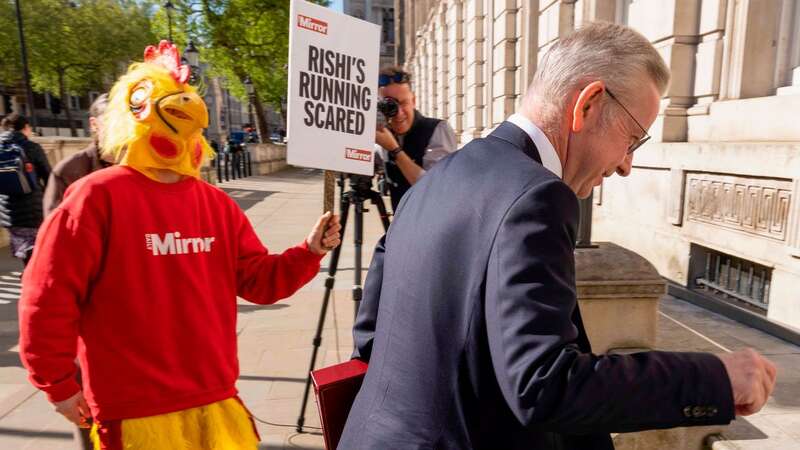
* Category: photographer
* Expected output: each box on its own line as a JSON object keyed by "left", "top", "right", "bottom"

{"left": 376, "top": 66, "right": 457, "bottom": 210}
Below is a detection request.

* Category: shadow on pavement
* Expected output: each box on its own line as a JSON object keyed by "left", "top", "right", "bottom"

{"left": 0, "top": 427, "right": 71, "bottom": 440}
{"left": 0, "top": 336, "right": 23, "bottom": 368}
{"left": 237, "top": 304, "right": 290, "bottom": 314}
{"left": 223, "top": 188, "right": 275, "bottom": 211}
{"left": 239, "top": 374, "right": 305, "bottom": 384}
{"left": 721, "top": 417, "right": 770, "bottom": 440}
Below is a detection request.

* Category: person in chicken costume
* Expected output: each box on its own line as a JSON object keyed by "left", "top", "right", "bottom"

{"left": 18, "top": 41, "right": 341, "bottom": 450}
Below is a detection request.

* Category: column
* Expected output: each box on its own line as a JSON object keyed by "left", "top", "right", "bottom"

{"left": 463, "top": 0, "right": 487, "bottom": 142}
{"left": 447, "top": 0, "right": 466, "bottom": 140}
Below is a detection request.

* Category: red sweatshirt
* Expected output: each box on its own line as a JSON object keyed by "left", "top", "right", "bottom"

{"left": 19, "top": 166, "right": 322, "bottom": 421}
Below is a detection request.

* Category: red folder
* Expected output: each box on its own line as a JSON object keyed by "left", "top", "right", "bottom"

{"left": 311, "top": 359, "right": 369, "bottom": 450}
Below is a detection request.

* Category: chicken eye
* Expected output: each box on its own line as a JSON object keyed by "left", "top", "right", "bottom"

{"left": 130, "top": 80, "right": 153, "bottom": 107}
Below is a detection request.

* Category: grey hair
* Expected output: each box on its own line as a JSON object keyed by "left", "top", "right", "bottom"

{"left": 89, "top": 93, "right": 109, "bottom": 119}
{"left": 526, "top": 21, "right": 670, "bottom": 132}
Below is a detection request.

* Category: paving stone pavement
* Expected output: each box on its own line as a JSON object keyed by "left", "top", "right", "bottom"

{"left": 0, "top": 167, "right": 796, "bottom": 449}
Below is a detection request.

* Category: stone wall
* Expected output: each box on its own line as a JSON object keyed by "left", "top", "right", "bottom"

{"left": 246, "top": 143, "right": 288, "bottom": 175}
{"left": 593, "top": 141, "right": 800, "bottom": 328}
{"left": 402, "top": 0, "right": 800, "bottom": 331}
{"left": 33, "top": 136, "right": 93, "bottom": 167}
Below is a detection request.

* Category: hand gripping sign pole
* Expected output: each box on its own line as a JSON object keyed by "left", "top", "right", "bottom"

{"left": 286, "top": 0, "right": 382, "bottom": 433}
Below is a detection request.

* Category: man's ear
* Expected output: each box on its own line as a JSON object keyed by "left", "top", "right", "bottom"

{"left": 571, "top": 80, "right": 605, "bottom": 133}
{"left": 89, "top": 117, "right": 99, "bottom": 134}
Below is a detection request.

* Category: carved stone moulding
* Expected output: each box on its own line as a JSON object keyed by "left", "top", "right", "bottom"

{"left": 685, "top": 172, "right": 792, "bottom": 242}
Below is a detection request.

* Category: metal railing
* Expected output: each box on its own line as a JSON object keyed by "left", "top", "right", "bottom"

{"left": 692, "top": 245, "right": 771, "bottom": 310}
{"left": 215, "top": 150, "right": 253, "bottom": 182}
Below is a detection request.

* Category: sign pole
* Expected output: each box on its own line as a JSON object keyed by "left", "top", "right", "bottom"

{"left": 323, "top": 170, "right": 335, "bottom": 214}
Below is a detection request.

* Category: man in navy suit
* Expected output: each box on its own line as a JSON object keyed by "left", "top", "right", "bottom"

{"left": 339, "top": 22, "right": 776, "bottom": 450}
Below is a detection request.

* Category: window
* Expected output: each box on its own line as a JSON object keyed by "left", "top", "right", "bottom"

{"left": 33, "top": 92, "right": 47, "bottom": 109}
{"left": 382, "top": 8, "right": 395, "bottom": 42}
{"left": 1, "top": 95, "right": 10, "bottom": 115}
{"left": 690, "top": 244, "right": 771, "bottom": 311}
{"left": 44, "top": 92, "right": 54, "bottom": 111}
{"left": 775, "top": 0, "right": 800, "bottom": 89}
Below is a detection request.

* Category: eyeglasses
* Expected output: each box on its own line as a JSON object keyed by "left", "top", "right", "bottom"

{"left": 378, "top": 71, "right": 411, "bottom": 87}
{"left": 605, "top": 88, "right": 651, "bottom": 154}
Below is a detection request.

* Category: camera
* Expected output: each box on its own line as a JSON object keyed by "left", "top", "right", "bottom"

{"left": 377, "top": 97, "right": 399, "bottom": 128}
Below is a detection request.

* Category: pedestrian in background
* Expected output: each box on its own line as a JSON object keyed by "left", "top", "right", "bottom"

{"left": 43, "top": 94, "right": 114, "bottom": 217}
{"left": 0, "top": 113, "right": 51, "bottom": 266}
{"left": 229, "top": 136, "right": 243, "bottom": 178}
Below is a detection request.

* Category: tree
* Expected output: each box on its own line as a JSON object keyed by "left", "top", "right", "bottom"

{"left": 0, "top": 1, "right": 23, "bottom": 87}
{"left": 0, "top": 0, "right": 155, "bottom": 135}
{"left": 177, "top": 0, "right": 328, "bottom": 141}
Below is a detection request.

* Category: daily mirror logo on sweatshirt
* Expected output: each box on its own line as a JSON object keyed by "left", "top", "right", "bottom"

{"left": 145, "top": 232, "right": 216, "bottom": 256}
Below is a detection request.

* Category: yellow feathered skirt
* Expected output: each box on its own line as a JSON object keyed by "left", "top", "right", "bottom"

{"left": 90, "top": 397, "right": 260, "bottom": 449}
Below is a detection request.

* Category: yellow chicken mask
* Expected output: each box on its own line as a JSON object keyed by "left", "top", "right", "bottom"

{"left": 101, "top": 41, "right": 213, "bottom": 180}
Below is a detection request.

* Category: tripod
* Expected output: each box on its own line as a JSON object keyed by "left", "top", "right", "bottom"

{"left": 296, "top": 174, "right": 390, "bottom": 433}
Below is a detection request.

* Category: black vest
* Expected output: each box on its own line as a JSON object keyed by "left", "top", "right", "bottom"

{"left": 385, "top": 110, "right": 440, "bottom": 209}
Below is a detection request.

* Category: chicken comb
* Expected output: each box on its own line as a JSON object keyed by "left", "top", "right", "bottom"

{"left": 143, "top": 40, "right": 191, "bottom": 85}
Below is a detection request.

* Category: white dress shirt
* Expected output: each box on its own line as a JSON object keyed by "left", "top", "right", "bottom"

{"left": 506, "top": 113, "right": 563, "bottom": 179}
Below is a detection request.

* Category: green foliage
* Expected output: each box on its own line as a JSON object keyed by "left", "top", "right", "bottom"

{"left": 188, "top": 0, "right": 329, "bottom": 112}
{"left": 0, "top": 0, "right": 332, "bottom": 114}
{"left": 141, "top": 0, "right": 189, "bottom": 48}
{"left": 0, "top": 1, "right": 22, "bottom": 85}
{"left": 0, "top": 0, "right": 156, "bottom": 96}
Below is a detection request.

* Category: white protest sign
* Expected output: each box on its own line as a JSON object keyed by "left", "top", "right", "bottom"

{"left": 287, "top": 0, "right": 380, "bottom": 176}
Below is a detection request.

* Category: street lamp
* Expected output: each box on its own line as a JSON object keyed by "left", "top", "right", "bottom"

{"left": 243, "top": 77, "right": 255, "bottom": 138}
{"left": 184, "top": 40, "right": 199, "bottom": 67}
{"left": 13, "top": 0, "right": 37, "bottom": 132}
{"left": 183, "top": 40, "right": 200, "bottom": 84}
{"left": 164, "top": 1, "right": 174, "bottom": 42}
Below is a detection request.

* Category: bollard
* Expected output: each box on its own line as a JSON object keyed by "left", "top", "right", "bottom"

{"left": 246, "top": 150, "right": 252, "bottom": 177}
{"left": 223, "top": 153, "right": 230, "bottom": 181}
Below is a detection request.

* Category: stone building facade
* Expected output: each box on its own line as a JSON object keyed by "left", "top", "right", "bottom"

{"left": 400, "top": 0, "right": 800, "bottom": 331}
{"left": 344, "top": 0, "right": 397, "bottom": 67}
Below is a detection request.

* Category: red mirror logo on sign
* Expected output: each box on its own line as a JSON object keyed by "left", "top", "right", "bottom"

{"left": 298, "top": 15, "right": 328, "bottom": 34}
{"left": 345, "top": 148, "right": 372, "bottom": 162}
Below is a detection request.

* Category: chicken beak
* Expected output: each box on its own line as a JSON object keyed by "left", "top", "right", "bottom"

{"left": 158, "top": 91, "right": 209, "bottom": 134}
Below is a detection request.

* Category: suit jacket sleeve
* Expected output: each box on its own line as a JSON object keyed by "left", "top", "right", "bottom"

{"left": 351, "top": 234, "right": 386, "bottom": 362}
{"left": 485, "top": 179, "right": 735, "bottom": 434}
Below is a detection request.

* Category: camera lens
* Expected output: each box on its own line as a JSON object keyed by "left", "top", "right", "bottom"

{"left": 377, "top": 97, "right": 399, "bottom": 119}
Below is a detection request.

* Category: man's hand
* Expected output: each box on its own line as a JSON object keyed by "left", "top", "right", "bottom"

{"left": 53, "top": 391, "right": 91, "bottom": 428}
{"left": 718, "top": 348, "right": 777, "bottom": 416}
{"left": 376, "top": 126, "right": 399, "bottom": 151}
{"left": 307, "top": 212, "right": 342, "bottom": 255}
